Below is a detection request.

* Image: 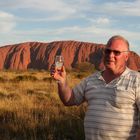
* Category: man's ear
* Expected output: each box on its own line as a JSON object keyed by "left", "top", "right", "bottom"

{"left": 125, "top": 52, "right": 130, "bottom": 61}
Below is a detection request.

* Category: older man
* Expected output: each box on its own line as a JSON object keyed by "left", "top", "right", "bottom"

{"left": 51, "top": 35, "right": 140, "bottom": 140}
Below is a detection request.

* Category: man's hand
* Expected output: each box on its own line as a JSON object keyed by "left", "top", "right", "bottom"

{"left": 50, "top": 64, "right": 66, "bottom": 84}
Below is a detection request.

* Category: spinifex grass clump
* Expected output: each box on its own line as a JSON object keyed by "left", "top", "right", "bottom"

{"left": 12, "top": 75, "right": 38, "bottom": 82}
{"left": 0, "top": 70, "right": 88, "bottom": 140}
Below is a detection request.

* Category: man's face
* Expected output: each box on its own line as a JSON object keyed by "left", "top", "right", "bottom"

{"left": 104, "top": 39, "right": 129, "bottom": 73}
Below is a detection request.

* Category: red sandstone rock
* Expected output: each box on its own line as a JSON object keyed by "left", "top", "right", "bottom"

{"left": 0, "top": 41, "right": 139, "bottom": 71}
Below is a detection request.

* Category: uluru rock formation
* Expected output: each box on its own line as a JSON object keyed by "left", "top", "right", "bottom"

{"left": 0, "top": 41, "right": 139, "bottom": 71}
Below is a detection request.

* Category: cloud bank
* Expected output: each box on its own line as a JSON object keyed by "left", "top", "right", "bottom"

{"left": 0, "top": 0, "right": 139, "bottom": 54}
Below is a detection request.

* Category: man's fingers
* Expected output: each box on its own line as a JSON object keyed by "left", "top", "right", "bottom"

{"left": 61, "top": 65, "right": 65, "bottom": 72}
{"left": 50, "top": 64, "right": 66, "bottom": 82}
{"left": 50, "top": 64, "right": 56, "bottom": 76}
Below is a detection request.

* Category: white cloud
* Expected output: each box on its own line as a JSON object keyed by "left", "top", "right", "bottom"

{"left": 0, "top": 24, "right": 139, "bottom": 54}
{"left": 3, "top": 24, "right": 139, "bottom": 42}
{"left": 0, "top": 11, "right": 16, "bottom": 32}
{"left": 0, "top": 0, "right": 139, "bottom": 55}
{"left": 101, "top": 1, "right": 140, "bottom": 16}
{"left": 0, "top": 0, "right": 92, "bottom": 21}
{"left": 1, "top": 0, "right": 140, "bottom": 18}
{"left": 96, "top": 18, "right": 110, "bottom": 24}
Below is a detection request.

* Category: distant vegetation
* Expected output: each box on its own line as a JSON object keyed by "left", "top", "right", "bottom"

{"left": 69, "top": 62, "right": 96, "bottom": 79}
{"left": 0, "top": 65, "right": 95, "bottom": 140}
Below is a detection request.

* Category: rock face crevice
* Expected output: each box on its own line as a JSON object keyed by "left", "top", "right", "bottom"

{"left": 0, "top": 41, "right": 139, "bottom": 71}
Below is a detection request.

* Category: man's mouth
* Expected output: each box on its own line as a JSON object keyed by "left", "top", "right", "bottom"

{"left": 106, "top": 60, "right": 114, "bottom": 64}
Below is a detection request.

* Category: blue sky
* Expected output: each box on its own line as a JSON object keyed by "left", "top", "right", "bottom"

{"left": 0, "top": 0, "right": 140, "bottom": 55}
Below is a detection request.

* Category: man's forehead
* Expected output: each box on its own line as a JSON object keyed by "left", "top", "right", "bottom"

{"left": 107, "top": 39, "right": 128, "bottom": 50}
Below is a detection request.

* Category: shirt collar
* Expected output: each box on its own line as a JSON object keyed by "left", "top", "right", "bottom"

{"left": 96, "top": 67, "right": 131, "bottom": 80}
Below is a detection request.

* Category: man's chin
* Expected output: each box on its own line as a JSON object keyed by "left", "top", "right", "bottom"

{"left": 105, "top": 64, "right": 115, "bottom": 71}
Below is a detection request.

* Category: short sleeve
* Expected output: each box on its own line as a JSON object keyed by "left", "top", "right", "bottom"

{"left": 72, "top": 78, "right": 87, "bottom": 105}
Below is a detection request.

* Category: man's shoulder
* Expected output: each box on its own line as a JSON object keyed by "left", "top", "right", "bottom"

{"left": 85, "top": 71, "right": 101, "bottom": 80}
{"left": 125, "top": 68, "right": 140, "bottom": 78}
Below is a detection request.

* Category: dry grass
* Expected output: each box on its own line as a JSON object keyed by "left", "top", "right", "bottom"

{"left": 0, "top": 70, "right": 88, "bottom": 140}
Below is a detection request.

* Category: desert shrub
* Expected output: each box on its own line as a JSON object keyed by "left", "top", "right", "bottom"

{"left": 75, "top": 73, "right": 87, "bottom": 79}
{"left": 42, "top": 77, "right": 55, "bottom": 83}
{"left": 0, "top": 77, "right": 6, "bottom": 82}
{"left": 73, "top": 62, "right": 95, "bottom": 73}
{"left": 71, "top": 62, "right": 96, "bottom": 79}
{"left": 0, "top": 92, "right": 20, "bottom": 100}
{"left": 12, "top": 75, "right": 38, "bottom": 82}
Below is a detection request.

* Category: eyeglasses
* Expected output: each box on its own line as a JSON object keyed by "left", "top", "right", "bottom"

{"left": 104, "top": 48, "right": 128, "bottom": 56}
